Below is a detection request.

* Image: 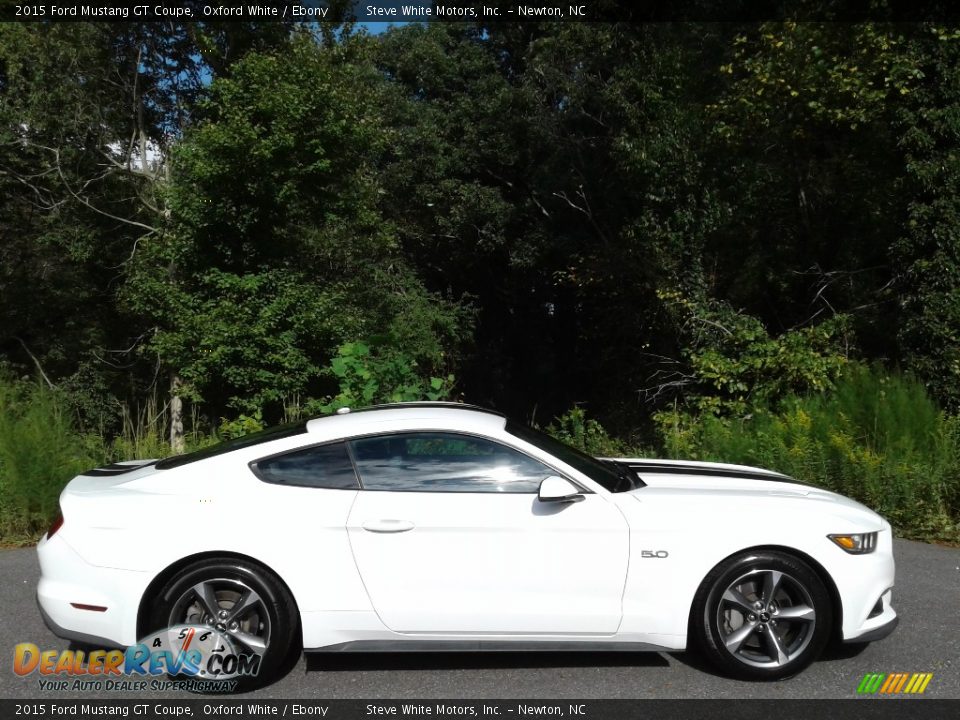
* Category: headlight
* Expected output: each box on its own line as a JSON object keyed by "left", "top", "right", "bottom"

{"left": 828, "top": 532, "right": 878, "bottom": 554}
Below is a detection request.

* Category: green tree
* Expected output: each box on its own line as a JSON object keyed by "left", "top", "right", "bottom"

{"left": 707, "top": 22, "right": 960, "bottom": 410}
{"left": 893, "top": 27, "right": 960, "bottom": 409}
{"left": 375, "top": 23, "right": 724, "bottom": 430}
{"left": 708, "top": 22, "right": 915, "bottom": 349}
{"left": 0, "top": 24, "right": 168, "bottom": 424}
{"left": 0, "top": 22, "right": 293, "bottom": 441}
{"left": 125, "top": 33, "right": 470, "bottom": 420}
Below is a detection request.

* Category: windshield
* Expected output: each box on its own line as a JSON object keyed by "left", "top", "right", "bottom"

{"left": 154, "top": 421, "right": 308, "bottom": 470}
{"left": 505, "top": 420, "right": 639, "bottom": 493}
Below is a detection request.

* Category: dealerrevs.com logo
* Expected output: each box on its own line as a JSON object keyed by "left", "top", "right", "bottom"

{"left": 13, "top": 625, "right": 259, "bottom": 692}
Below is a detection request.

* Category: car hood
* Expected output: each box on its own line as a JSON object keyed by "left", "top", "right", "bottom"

{"left": 608, "top": 457, "right": 885, "bottom": 527}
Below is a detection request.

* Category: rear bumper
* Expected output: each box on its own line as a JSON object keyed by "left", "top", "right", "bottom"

{"left": 36, "top": 599, "right": 122, "bottom": 648}
{"left": 36, "top": 533, "right": 148, "bottom": 648}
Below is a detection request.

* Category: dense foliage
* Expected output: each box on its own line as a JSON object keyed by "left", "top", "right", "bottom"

{"left": 2, "top": 21, "right": 960, "bottom": 542}
{"left": 658, "top": 366, "right": 960, "bottom": 542}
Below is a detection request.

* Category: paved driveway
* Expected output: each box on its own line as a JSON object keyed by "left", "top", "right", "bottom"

{"left": 1, "top": 538, "right": 956, "bottom": 699}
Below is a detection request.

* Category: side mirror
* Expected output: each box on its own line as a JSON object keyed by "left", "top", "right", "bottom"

{"left": 538, "top": 476, "right": 585, "bottom": 504}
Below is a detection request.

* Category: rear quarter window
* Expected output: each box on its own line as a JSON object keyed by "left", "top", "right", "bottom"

{"left": 252, "top": 441, "right": 360, "bottom": 490}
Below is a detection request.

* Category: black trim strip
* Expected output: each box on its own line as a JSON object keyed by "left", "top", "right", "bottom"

{"left": 624, "top": 462, "right": 805, "bottom": 485}
{"left": 83, "top": 461, "right": 157, "bottom": 477}
{"left": 155, "top": 421, "right": 308, "bottom": 470}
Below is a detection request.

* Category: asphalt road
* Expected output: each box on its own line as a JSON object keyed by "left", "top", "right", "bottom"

{"left": 1, "top": 539, "right": 957, "bottom": 700}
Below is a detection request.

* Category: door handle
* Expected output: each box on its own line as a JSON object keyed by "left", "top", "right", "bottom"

{"left": 362, "top": 519, "right": 415, "bottom": 533}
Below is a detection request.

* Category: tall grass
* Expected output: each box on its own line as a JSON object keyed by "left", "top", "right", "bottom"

{"left": 107, "top": 394, "right": 188, "bottom": 463}
{"left": 658, "top": 366, "right": 960, "bottom": 543}
{"left": 0, "top": 377, "right": 99, "bottom": 543}
{"left": 0, "top": 377, "right": 213, "bottom": 544}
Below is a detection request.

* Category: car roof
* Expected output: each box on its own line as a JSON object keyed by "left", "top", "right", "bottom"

{"left": 304, "top": 402, "right": 506, "bottom": 434}
{"left": 152, "top": 403, "right": 507, "bottom": 471}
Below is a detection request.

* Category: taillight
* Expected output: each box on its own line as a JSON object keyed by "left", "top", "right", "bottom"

{"left": 46, "top": 511, "right": 64, "bottom": 539}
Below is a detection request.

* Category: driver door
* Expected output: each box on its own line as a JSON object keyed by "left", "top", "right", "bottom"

{"left": 345, "top": 432, "right": 629, "bottom": 634}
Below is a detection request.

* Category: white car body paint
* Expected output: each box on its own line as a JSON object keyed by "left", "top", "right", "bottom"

{"left": 37, "top": 404, "right": 896, "bottom": 657}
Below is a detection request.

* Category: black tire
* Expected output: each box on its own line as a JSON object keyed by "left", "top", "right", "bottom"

{"left": 690, "top": 550, "right": 833, "bottom": 680}
{"left": 146, "top": 557, "right": 298, "bottom": 690}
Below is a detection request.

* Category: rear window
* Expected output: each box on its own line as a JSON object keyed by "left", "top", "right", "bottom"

{"left": 155, "top": 422, "right": 308, "bottom": 470}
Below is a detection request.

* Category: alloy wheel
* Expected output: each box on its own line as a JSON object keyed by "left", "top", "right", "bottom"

{"left": 168, "top": 577, "right": 272, "bottom": 661}
{"left": 716, "top": 568, "right": 817, "bottom": 668}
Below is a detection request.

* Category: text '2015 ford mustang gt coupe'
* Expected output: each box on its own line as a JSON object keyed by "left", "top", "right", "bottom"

{"left": 37, "top": 403, "right": 897, "bottom": 686}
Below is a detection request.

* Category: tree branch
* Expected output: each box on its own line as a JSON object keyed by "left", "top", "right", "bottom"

{"left": 52, "top": 148, "right": 160, "bottom": 234}
{"left": 14, "top": 338, "right": 55, "bottom": 389}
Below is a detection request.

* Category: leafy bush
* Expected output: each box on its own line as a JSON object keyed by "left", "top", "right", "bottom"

{"left": 657, "top": 365, "right": 960, "bottom": 543}
{"left": 546, "top": 406, "right": 644, "bottom": 457}
{"left": 317, "top": 341, "right": 455, "bottom": 413}
{"left": 218, "top": 413, "right": 265, "bottom": 441}
{"left": 656, "top": 289, "right": 851, "bottom": 417}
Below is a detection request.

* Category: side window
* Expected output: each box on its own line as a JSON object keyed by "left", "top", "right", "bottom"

{"left": 253, "top": 441, "right": 359, "bottom": 489}
{"left": 349, "top": 432, "right": 554, "bottom": 493}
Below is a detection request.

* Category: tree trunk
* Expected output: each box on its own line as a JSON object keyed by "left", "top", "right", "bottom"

{"left": 169, "top": 371, "right": 185, "bottom": 455}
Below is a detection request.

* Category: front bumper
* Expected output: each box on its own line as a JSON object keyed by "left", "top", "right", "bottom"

{"left": 846, "top": 614, "right": 899, "bottom": 644}
{"left": 828, "top": 527, "right": 898, "bottom": 643}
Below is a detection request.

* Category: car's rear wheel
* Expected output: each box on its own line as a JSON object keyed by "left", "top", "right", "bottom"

{"left": 691, "top": 550, "right": 833, "bottom": 680}
{"left": 146, "top": 558, "right": 298, "bottom": 689}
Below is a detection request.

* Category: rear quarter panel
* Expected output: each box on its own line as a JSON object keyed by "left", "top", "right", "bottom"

{"left": 59, "top": 437, "right": 372, "bottom": 616}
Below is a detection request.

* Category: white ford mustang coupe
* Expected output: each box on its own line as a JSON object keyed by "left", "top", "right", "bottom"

{"left": 37, "top": 403, "right": 897, "bottom": 685}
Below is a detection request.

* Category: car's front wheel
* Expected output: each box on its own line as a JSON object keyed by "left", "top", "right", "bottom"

{"left": 691, "top": 550, "right": 833, "bottom": 680}
{"left": 146, "top": 557, "right": 298, "bottom": 689}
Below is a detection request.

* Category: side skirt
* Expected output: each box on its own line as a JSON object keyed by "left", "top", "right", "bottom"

{"left": 305, "top": 639, "right": 670, "bottom": 653}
